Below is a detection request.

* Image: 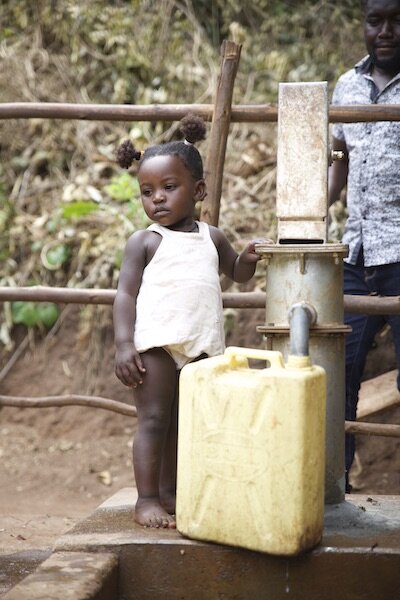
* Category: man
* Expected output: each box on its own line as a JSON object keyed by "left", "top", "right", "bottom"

{"left": 329, "top": 0, "right": 400, "bottom": 493}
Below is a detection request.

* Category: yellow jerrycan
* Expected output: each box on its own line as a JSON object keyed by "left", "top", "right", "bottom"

{"left": 176, "top": 346, "right": 326, "bottom": 556}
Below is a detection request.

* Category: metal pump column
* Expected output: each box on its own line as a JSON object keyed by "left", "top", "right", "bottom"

{"left": 257, "top": 82, "right": 349, "bottom": 504}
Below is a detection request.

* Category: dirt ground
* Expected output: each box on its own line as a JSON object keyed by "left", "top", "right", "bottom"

{"left": 1, "top": 305, "right": 399, "bottom": 556}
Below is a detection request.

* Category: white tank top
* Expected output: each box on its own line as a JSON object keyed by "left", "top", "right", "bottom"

{"left": 134, "top": 221, "right": 225, "bottom": 359}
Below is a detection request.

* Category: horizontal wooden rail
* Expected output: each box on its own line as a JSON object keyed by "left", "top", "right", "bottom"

{"left": 0, "top": 394, "right": 399, "bottom": 438}
{"left": 0, "top": 394, "right": 136, "bottom": 417}
{"left": 343, "top": 294, "right": 400, "bottom": 315}
{"left": 1, "top": 286, "right": 400, "bottom": 314}
{"left": 1, "top": 102, "right": 400, "bottom": 123}
{"left": 0, "top": 286, "right": 261, "bottom": 309}
{"left": 345, "top": 421, "right": 400, "bottom": 438}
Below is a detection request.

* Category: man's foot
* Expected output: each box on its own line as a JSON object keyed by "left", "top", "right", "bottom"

{"left": 160, "top": 491, "right": 176, "bottom": 515}
{"left": 135, "top": 497, "right": 176, "bottom": 528}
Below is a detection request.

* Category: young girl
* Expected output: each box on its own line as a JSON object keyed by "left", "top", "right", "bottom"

{"left": 113, "top": 114, "right": 263, "bottom": 529}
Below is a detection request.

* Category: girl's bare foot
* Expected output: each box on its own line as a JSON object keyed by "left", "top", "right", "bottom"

{"left": 160, "top": 491, "right": 176, "bottom": 515}
{"left": 135, "top": 497, "right": 176, "bottom": 528}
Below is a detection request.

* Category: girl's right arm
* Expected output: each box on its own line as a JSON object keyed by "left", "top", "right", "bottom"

{"left": 113, "top": 230, "right": 148, "bottom": 388}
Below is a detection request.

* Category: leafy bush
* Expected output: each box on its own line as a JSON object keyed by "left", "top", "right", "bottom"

{"left": 105, "top": 173, "right": 140, "bottom": 203}
{"left": 11, "top": 301, "right": 59, "bottom": 329}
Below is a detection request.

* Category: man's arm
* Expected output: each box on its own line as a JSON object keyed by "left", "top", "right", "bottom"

{"left": 328, "top": 136, "right": 349, "bottom": 206}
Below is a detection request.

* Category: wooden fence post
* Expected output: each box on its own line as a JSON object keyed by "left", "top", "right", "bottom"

{"left": 201, "top": 40, "right": 242, "bottom": 226}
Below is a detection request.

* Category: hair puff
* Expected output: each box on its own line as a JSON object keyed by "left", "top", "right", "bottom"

{"left": 116, "top": 139, "right": 142, "bottom": 169}
{"left": 179, "top": 113, "right": 207, "bottom": 144}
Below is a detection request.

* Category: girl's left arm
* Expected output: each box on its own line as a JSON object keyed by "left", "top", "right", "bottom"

{"left": 209, "top": 226, "right": 270, "bottom": 283}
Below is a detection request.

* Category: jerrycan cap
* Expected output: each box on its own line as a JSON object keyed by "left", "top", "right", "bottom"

{"left": 287, "top": 355, "right": 312, "bottom": 369}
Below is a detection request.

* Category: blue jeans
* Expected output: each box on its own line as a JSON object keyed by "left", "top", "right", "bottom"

{"left": 344, "top": 252, "right": 400, "bottom": 492}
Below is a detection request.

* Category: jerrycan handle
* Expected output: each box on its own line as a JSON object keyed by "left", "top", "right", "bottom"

{"left": 224, "top": 346, "right": 285, "bottom": 369}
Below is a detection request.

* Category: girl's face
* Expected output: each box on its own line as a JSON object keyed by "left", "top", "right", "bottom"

{"left": 138, "top": 155, "right": 206, "bottom": 230}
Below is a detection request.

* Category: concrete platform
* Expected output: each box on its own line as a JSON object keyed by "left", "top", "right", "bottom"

{"left": 2, "top": 551, "right": 118, "bottom": 600}
{"left": 4, "top": 488, "right": 400, "bottom": 599}
{"left": 0, "top": 550, "right": 50, "bottom": 596}
{"left": 51, "top": 488, "right": 400, "bottom": 600}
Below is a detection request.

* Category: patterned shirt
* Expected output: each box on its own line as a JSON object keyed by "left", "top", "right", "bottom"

{"left": 332, "top": 55, "right": 400, "bottom": 266}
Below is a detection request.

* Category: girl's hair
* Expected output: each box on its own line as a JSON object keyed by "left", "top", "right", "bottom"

{"left": 116, "top": 114, "right": 206, "bottom": 180}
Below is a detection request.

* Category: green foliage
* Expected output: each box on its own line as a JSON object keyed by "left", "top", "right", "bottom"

{"left": 44, "top": 244, "right": 71, "bottom": 269}
{"left": 11, "top": 301, "right": 59, "bottom": 329}
{"left": 126, "top": 200, "right": 150, "bottom": 230}
{"left": 105, "top": 173, "right": 140, "bottom": 202}
{"left": 62, "top": 201, "right": 99, "bottom": 220}
{"left": 104, "top": 172, "right": 149, "bottom": 230}
{"left": 114, "top": 249, "right": 124, "bottom": 271}
{"left": 36, "top": 303, "right": 59, "bottom": 327}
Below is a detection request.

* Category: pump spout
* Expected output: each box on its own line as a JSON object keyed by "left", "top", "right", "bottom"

{"left": 288, "top": 302, "right": 317, "bottom": 357}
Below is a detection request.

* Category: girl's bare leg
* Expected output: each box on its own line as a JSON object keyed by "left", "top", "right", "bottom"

{"left": 159, "top": 390, "right": 178, "bottom": 514}
{"left": 133, "top": 348, "right": 178, "bottom": 528}
{"left": 159, "top": 354, "right": 206, "bottom": 514}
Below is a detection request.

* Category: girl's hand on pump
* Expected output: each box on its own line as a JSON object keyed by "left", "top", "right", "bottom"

{"left": 240, "top": 238, "right": 274, "bottom": 263}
